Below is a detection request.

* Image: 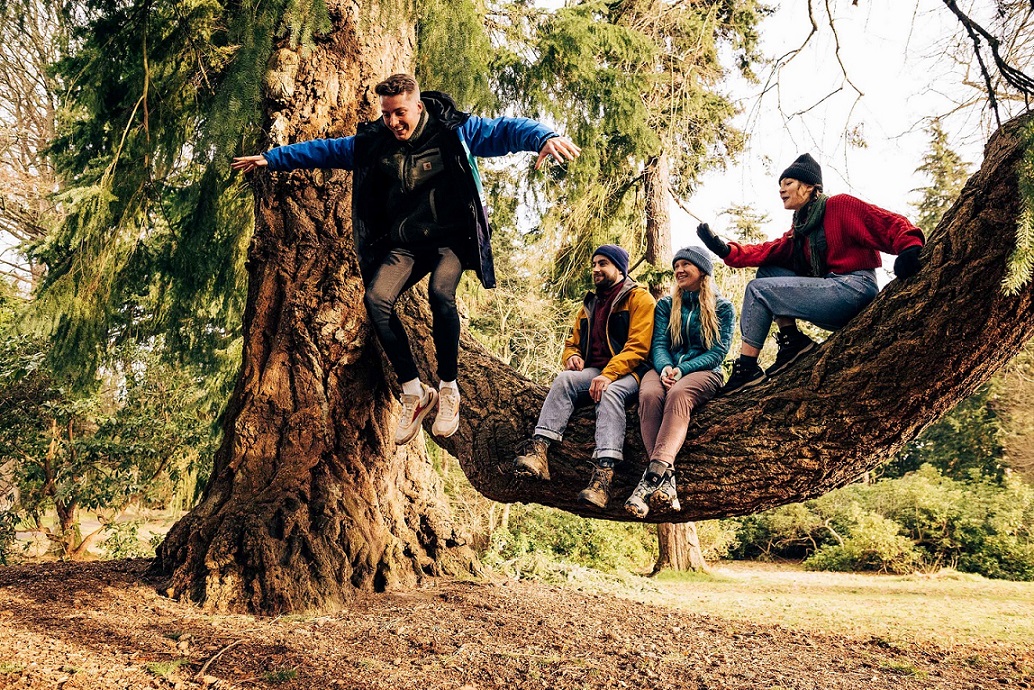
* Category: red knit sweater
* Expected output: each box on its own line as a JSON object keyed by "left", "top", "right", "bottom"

{"left": 724, "top": 194, "right": 924, "bottom": 274}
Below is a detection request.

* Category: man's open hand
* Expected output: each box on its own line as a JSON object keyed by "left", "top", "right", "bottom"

{"left": 231, "top": 155, "right": 268, "bottom": 174}
{"left": 536, "top": 137, "right": 581, "bottom": 170}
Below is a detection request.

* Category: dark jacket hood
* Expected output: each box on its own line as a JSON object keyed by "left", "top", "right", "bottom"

{"left": 420, "top": 91, "right": 470, "bottom": 130}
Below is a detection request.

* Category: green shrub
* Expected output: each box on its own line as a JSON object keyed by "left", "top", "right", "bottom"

{"left": 484, "top": 504, "right": 656, "bottom": 573}
{"left": 804, "top": 509, "right": 922, "bottom": 574}
{"left": 696, "top": 519, "right": 739, "bottom": 561}
{"left": 0, "top": 511, "right": 16, "bottom": 565}
{"left": 730, "top": 502, "right": 829, "bottom": 560}
{"left": 100, "top": 520, "right": 154, "bottom": 559}
{"left": 730, "top": 465, "right": 1034, "bottom": 580}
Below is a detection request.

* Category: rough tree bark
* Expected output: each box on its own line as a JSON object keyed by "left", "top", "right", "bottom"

{"left": 644, "top": 153, "right": 672, "bottom": 279}
{"left": 653, "top": 522, "right": 708, "bottom": 574}
{"left": 153, "top": 1, "right": 476, "bottom": 614}
{"left": 417, "top": 112, "right": 1034, "bottom": 523}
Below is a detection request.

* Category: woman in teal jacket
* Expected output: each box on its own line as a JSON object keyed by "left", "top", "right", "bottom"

{"left": 625, "top": 246, "right": 735, "bottom": 519}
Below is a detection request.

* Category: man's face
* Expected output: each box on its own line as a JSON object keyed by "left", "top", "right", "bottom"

{"left": 380, "top": 92, "right": 424, "bottom": 141}
{"left": 591, "top": 256, "right": 622, "bottom": 288}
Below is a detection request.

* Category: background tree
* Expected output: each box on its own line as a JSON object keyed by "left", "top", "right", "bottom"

{"left": 0, "top": 0, "right": 65, "bottom": 289}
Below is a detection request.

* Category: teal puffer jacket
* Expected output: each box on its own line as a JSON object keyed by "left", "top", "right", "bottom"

{"left": 651, "top": 291, "right": 735, "bottom": 375}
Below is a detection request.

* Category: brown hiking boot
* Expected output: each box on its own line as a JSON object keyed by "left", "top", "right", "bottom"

{"left": 514, "top": 437, "right": 551, "bottom": 480}
{"left": 578, "top": 465, "right": 614, "bottom": 509}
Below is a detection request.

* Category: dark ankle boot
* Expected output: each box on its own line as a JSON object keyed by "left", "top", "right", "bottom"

{"left": 514, "top": 437, "right": 551, "bottom": 480}
{"left": 577, "top": 464, "right": 614, "bottom": 508}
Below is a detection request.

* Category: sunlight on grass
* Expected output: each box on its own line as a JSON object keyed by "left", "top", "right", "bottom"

{"left": 569, "top": 561, "right": 1034, "bottom": 648}
{"left": 650, "top": 569, "right": 728, "bottom": 584}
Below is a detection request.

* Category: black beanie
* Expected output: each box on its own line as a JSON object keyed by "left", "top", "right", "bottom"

{"left": 779, "top": 153, "right": 822, "bottom": 187}
{"left": 592, "top": 244, "right": 630, "bottom": 277}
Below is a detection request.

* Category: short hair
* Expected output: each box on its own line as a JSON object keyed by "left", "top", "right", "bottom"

{"left": 375, "top": 74, "right": 420, "bottom": 98}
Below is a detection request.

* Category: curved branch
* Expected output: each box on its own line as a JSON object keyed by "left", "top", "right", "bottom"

{"left": 403, "top": 112, "right": 1034, "bottom": 524}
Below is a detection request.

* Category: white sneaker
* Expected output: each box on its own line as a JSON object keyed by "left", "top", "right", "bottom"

{"left": 432, "top": 386, "right": 460, "bottom": 438}
{"left": 395, "top": 384, "right": 438, "bottom": 445}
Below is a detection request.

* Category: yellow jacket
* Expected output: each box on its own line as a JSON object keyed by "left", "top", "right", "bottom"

{"left": 561, "top": 277, "right": 656, "bottom": 382}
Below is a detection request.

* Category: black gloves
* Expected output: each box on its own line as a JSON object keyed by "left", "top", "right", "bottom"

{"left": 696, "top": 223, "right": 730, "bottom": 259}
{"left": 893, "top": 246, "right": 922, "bottom": 280}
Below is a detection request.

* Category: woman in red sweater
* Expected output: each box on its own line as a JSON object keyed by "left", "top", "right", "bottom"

{"left": 697, "top": 153, "right": 925, "bottom": 395}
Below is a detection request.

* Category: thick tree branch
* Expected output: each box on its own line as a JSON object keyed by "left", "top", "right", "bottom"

{"left": 407, "top": 113, "right": 1034, "bottom": 524}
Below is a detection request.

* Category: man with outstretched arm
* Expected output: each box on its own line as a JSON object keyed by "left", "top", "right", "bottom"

{"left": 514, "top": 245, "right": 656, "bottom": 509}
{"left": 233, "top": 73, "right": 580, "bottom": 445}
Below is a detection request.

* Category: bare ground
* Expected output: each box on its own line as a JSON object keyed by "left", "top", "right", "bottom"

{"left": 0, "top": 560, "right": 1031, "bottom": 690}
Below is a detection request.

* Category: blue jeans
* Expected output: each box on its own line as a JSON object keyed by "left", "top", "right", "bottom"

{"left": 534, "top": 368, "right": 639, "bottom": 462}
{"left": 740, "top": 266, "right": 879, "bottom": 349}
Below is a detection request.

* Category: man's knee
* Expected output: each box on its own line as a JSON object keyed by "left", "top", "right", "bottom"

{"left": 552, "top": 370, "right": 582, "bottom": 391}
{"left": 600, "top": 383, "right": 635, "bottom": 408}
{"left": 364, "top": 288, "right": 396, "bottom": 323}
{"left": 428, "top": 286, "right": 457, "bottom": 314}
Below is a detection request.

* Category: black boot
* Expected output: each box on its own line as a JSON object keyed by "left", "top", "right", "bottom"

{"left": 766, "top": 331, "right": 818, "bottom": 377}
{"left": 720, "top": 359, "right": 766, "bottom": 396}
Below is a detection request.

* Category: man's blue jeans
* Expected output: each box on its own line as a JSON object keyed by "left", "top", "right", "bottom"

{"left": 740, "top": 266, "right": 879, "bottom": 349}
{"left": 534, "top": 367, "right": 639, "bottom": 462}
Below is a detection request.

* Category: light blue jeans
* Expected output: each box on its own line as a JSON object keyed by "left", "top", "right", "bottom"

{"left": 534, "top": 367, "right": 639, "bottom": 462}
{"left": 740, "top": 265, "right": 879, "bottom": 349}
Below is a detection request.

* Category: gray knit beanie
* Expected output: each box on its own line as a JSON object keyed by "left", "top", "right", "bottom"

{"left": 672, "top": 245, "right": 714, "bottom": 276}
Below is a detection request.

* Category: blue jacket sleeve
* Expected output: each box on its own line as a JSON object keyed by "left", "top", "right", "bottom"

{"left": 263, "top": 137, "right": 356, "bottom": 171}
{"left": 460, "top": 115, "right": 558, "bottom": 158}
{"left": 677, "top": 299, "right": 735, "bottom": 375}
{"left": 651, "top": 298, "right": 675, "bottom": 374}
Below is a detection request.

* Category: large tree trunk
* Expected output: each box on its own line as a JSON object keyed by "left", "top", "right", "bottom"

{"left": 644, "top": 153, "right": 672, "bottom": 277}
{"left": 424, "top": 112, "right": 1034, "bottom": 522}
{"left": 153, "top": 1, "right": 476, "bottom": 614}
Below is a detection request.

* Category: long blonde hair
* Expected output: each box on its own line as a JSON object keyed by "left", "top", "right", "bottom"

{"left": 667, "top": 275, "right": 720, "bottom": 350}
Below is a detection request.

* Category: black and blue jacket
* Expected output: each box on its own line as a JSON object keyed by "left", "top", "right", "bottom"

{"left": 263, "top": 92, "right": 558, "bottom": 288}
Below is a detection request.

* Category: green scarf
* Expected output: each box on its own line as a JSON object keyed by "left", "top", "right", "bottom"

{"left": 791, "top": 193, "right": 829, "bottom": 277}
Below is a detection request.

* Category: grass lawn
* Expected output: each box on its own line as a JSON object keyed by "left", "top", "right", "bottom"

{"left": 631, "top": 561, "right": 1034, "bottom": 648}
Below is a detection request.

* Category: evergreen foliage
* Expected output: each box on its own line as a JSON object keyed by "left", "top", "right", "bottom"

{"left": 422, "top": 0, "right": 766, "bottom": 297}
{"left": 911, "top": 119, "right": 970, "bottom": 236}
{"left": 0, "top": 277, "right": 217, "bottom": 557}
{"left": 1003, "top": 119, "right": 1034, "bottom": 295}
{"left": 33, "top": 0, "right": 330, "bottom": 385}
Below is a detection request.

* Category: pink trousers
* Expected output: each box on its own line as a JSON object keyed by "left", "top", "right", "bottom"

{"left": 638, "top": 368, "right": 722, "bottom": 466}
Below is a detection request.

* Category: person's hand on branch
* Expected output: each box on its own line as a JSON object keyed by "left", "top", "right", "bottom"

{"left": 893, "top": 246, "right": 922, "bottom": 280}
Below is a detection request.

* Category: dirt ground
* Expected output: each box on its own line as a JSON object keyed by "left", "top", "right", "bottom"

{"left": 0, "top": 560, "right": 1031, "bottom": 690}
